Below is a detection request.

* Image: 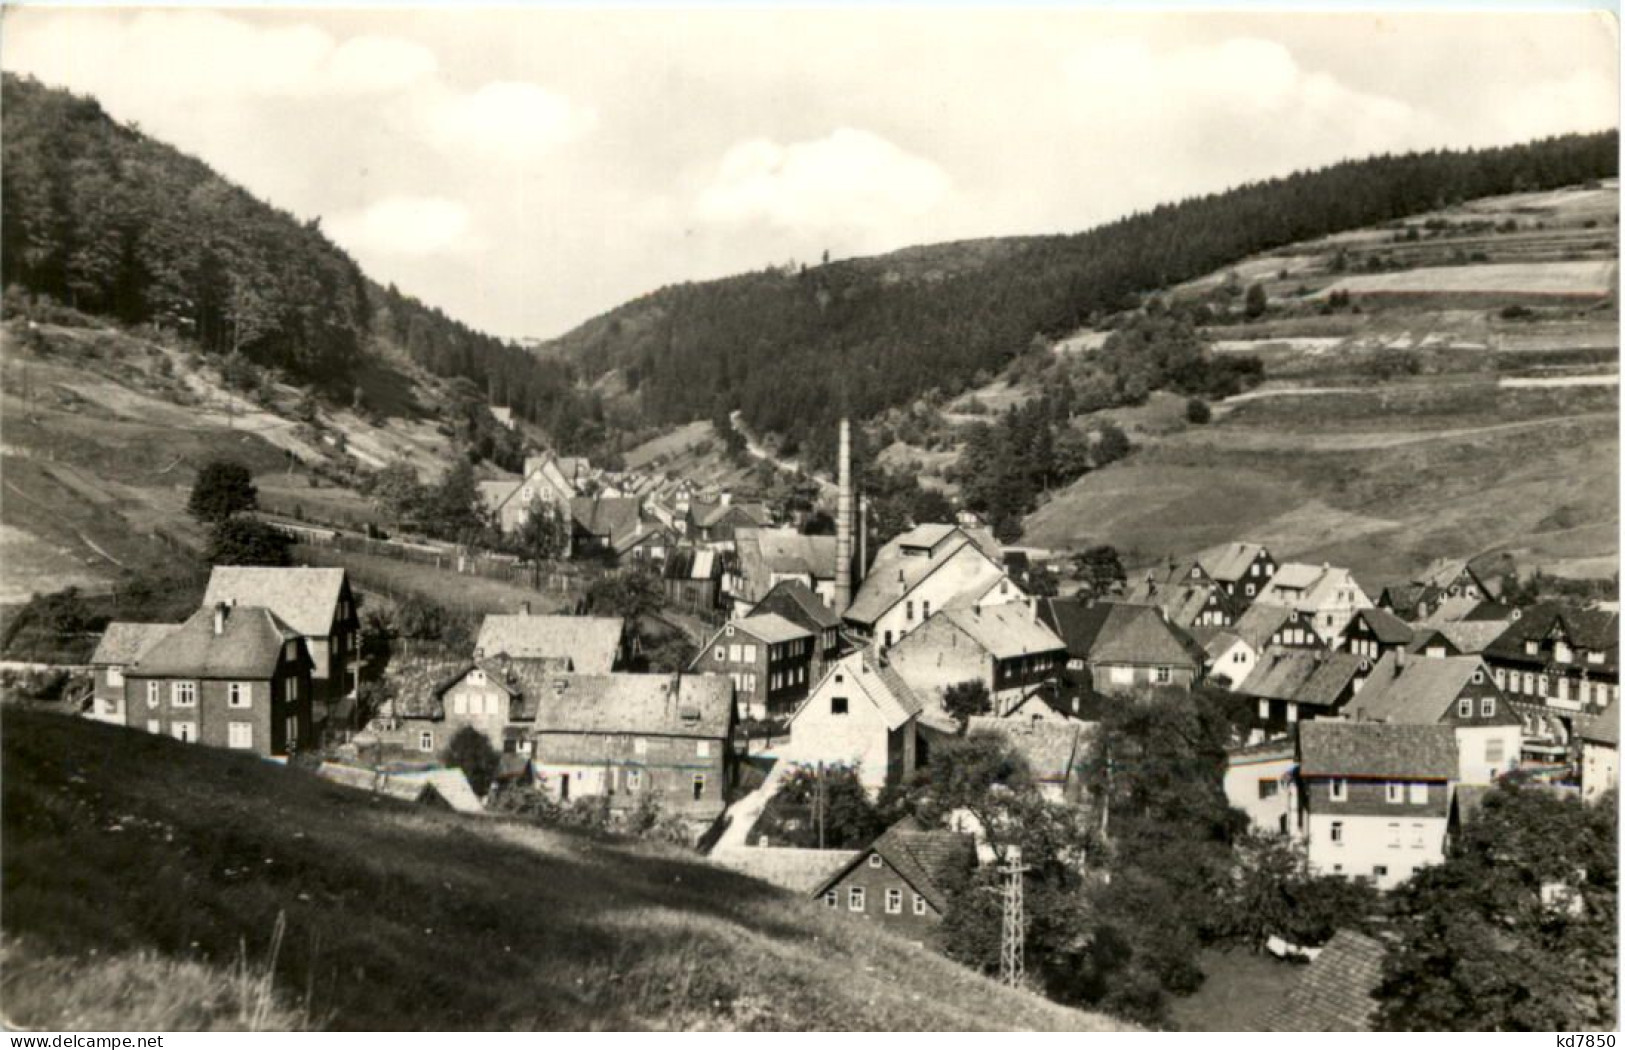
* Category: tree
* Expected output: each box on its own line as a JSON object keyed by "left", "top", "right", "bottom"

{"left": 442, "top": 725, "right": 501, "bottom": 798}
{"left": 1375, "top": 782, "right": 1617, "bottom": 1031}
{"left": 1092, "top": 424, "right": 1131, "bottom": 468}
{"left": 419, "top": 460, "right": 487, "bottom": 543}
{"left": 942, "top": 679, "right": 992, "bottom": 731}
{"left": 188, "top": 459, "right": 258, "bottom": 524}
{"left": 584, "top": 568, "right": 664, "bottom": 623}
{"left": 513, "top": 500, "right": 567, "bottom": 562}
{"left": 1244, "top": 281, "right": 1268, "bottom": 319}
{"left": 1073, "top": 545, "right": 1126, "bottom": 594}
{"left": 1185, "top": 397, "right": 1212, "bottom": 424}
{"left": 1216, "top": 832, "right": 1380, "bottom": 951}
{"left": 755, "top": 764, "right": 888, "bottom": 849}
{"left": 205, "top": 518, "right": 293, "bottom": 567}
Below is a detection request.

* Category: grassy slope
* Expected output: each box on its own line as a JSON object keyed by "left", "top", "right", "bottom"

{"left": 1, "top": 709, "right": 1122, "bottom": 1032}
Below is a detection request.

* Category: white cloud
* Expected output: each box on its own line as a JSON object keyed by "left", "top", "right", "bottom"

{"left": 327, "top": 196, "right": 476, "bottom": 257}
{"left": 326, "top": 34, "right": 441, "bottom": 95}
{"left": 428, "top": 81, "right": 597, "bottom": 163}
{"left": 695, "top": 128, "right": 951, "bottom": 232}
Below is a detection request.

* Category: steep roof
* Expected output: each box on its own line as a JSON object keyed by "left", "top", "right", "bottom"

{"left": 1416, "top": 556, "right": 1496, "bottom": 598}
{"left": 1261, "top": 930, "right": 1385, "bottom": 1032}
{"left": 1237, "top": 648, "right": 1321, "bottom": 703}
{"left": 1036, "top": 597, "right": 1116, "bottom": 656}
{"left": 131, "top": 605, "right": 300, "bottom": 680}
{"left": 478, "top": 479, "right": 522, "bottom": 515}
{"left": 90, "top": 622, "right": 180, "bottom": 667}
{"left": 846, "top": 527, "right": 1002, "bottom": 624}
{"left": 810, "top": 816, "right": 975, "bottom": 913}
{"left": 798, "top": 651, "right": 923, "bottom": 731}
{"left": 1347, "top": 606, "right": 1414, "bottom": 645}
{"left": 569, "top": 496, "right": 644, "bottom": 547}
{"left": 1266, "top": 562, "right": 1324, "bottom": 592}
{"left": 529, "top": 673, "right": 734, "bottom": 738}
{"left": 965, "top": 718, "right": 1090, "bottom": 790}
{"left": 735, "top": 528, "right": 839, "bottom": 599}
{"left": 1422, "top": 620, "right": 1507, "bottom": 655}
{"left": 1088, "top": 604, "right": 1202, "bottom": 668}
{"left": 1195, "top": 541, "right": 1268, "bottom": 583}
{"left": 1486, "top": 602, "right": 1619, "bottom": 669}
{"left": 475, "top": 614, "right": 623, "bottom": 673}
{"left": 1196, "top": 628, "right": 1247, "bottom": 661}
{"left": 942, "top": 603, "right": 1066, "bottom": 661}
{"left": 1346, "top": 654, "right": 1489, "bottom": 724}
{"left": 1296, "top": 651, "right": 1371, "bottom": 709}
{"left": 1298, "top": 721, "right": 1457, "bottom": 780}
{"left": 382, "top": 768, "right": 485, "bottom": 813}
{"left": 1579, "top": 699, "right": 1620, "bottom": 746}
{"left": 1420, "top": 594, "right": 1484, "bottom": 627}
{"left": 202, "top": 566, "right": 348, "bottom": 638}
{"left": 756, "top": 578, "right": 841, "bottom": 630}
{"left": 726, "top": 612, "right": 813, "bottom": 646}
{"left": 1230, "top": 602, "right": 1299, "bottom": 651}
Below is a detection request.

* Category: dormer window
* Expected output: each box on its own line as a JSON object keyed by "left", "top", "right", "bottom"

{"left": 1329, "top": 778, "right": 1347, "bottom": 801}
{"left": 1525, "top": 640, "right": 1540, "bottom": 656}
{"left": 1588, "top": 650, "right": 1606, "bottom": 665}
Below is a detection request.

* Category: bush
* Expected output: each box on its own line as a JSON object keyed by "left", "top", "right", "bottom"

{"left": 1185, "top": 397, "right": 1212, "bottom": 424}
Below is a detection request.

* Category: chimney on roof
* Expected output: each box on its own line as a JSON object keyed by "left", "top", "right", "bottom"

{"left": 834, "top": 418, "right": 854, "bottom": 616}
{"left": 212, "top": 602, "right": 229, "bottom": 636}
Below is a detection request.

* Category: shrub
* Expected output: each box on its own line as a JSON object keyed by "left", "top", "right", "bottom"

{"left": 1185, "top": 397, "right": 1212, "bottom": 424}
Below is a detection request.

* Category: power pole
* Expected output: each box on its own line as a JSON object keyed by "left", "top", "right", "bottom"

{"left": 815, "top": 761, "right": 826, "bottom": 850}
{"left": 1000, "top": 847, "right": 1030, "bottom": 988}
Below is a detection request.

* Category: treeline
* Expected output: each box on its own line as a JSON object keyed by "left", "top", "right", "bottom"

{"left": 552, "top": 131, "right": 1617, "bottom": 466}
{"left": 1, "top": 74, "right": 600, "bottom": 449}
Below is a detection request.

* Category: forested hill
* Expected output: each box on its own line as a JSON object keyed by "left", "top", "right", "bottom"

{"left": 548, "top": 131, "right": 1618, "bottom": 468}
{"left": 0, "top": 74, "right": 601, "bottom": 448}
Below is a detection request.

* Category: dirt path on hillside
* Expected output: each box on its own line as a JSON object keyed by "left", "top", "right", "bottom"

{"left": 1162, "top": 410, "right": 1617, "bottom": 453}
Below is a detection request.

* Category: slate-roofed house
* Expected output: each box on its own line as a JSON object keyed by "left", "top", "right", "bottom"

{"left": 1260, "top": 930, "right": 1386, "bottom": 1032}
{"left": 525, "top": 673, "right": 736, "bottom": 819}
{"left": 686, "top": 499, "right": 771, "bottom": 546}
{"left": 390, "top": 654, "right": 572, "bottom": 755}
{"left": 1483, "top": 603, "right": 1619, "bottom": 751}
{"left": 1121, "top": 573, "right": 1237, "bottom": 630}
{"left": 887, "top": 602, "right": 1066, "bottom": 714}
{"left": 1237, "top": 648, "right": 1371, "bottom": 738}
{"left": 844, "top": 523, "right": 1017, "bottom": 650}
{"left": 1338, "top": 607, "right": 1414, "bottom": 660}
{"left": 1231, "top": 601, "right": 1326, "bottom": 654}
{"left": 1296, "top": 721, "right": 1457, "bottom": 889}
{"left": 1193, "top": 541, "right": 1277, "bottom": 606}
{"left": 690, "top": 613, "right": 815, "bottom": 720}
{"left": 1255, "top": 562, "right": 1373, "bottom": 638}
{"left": 1345, "top": 653, "right": 1521, "bottom": 784}
{"left": 202, "top": 566, "right": 360, "bottom": 722}
{"left": 479, "top": 453, "right": 580, "bottom": 535}
{"left": 751, "top": 579, "right": 843, "bottom": 670}
{"left": 786, "top": 651, "right": 923, "bottom": 791}
{"left": 1193, "top": 627, "right": 1257, "bottom": 689}
{"left": 732, "top": 527, "right": 842, "bottom": 609}
{"left": 1037, "top": 598, "right": 1203, "bottom": 695}
{"left": 124, "top": 602, "right": 314, "bottom": 758}
{"left": 87, "top": 622, "right": 179, "bottom": 726}
{"left": 1578, "top": 698, "right": 1619, "bottom": 803}
{"left": 965, "top": 717, "right": 1091, "bottom": 804}
{"left": 1407, "top": 619, "right": 1512, "bottom": 659}
{"left": 474, "top": 612, "right": 627, "bottom": 673}
{"left": 568, "top": 496, "right": 663, "bottom": 563}
{"left": 1416, "top": 557, "right": 1499, "bottom": 603}
{"left": 810, "top": 816, "right": 976, "bottom": 935}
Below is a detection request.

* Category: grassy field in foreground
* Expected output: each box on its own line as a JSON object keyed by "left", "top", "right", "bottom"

{"left": 0, "top": 710, "right": 1123, "bottom": 1032}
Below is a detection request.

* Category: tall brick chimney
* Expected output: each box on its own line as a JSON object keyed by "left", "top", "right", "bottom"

{"left": 834, "top": 418, "right": 853, "bottom": 615}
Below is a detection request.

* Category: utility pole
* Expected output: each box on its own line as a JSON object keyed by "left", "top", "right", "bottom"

{"left": 1000, "top": 846, "right": 1030, "bottom": 989}
{"left": 814, "top": 761, "right": 827, "bottom": 850}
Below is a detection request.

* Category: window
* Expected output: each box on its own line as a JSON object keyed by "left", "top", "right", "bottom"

{"left": 627, "top": 770, "right": 642, "bottom": 792}
{"left": 146, "top": 682, "right": 161, "bottom": 709}
{"left": 1155, "top": 666, "right": 1171, "bottom": 684}
{"left": 906, "top": 600, "right": 915, "bottom": 621}
{"left": 1330, "top": 821, "right": 1344, "bottom": 844}
{"left": 692, "top": 774, "right": 706, "bottom": 801}
{"left": 1258, "top": 779, "right": 1279, "bottom": 799}
{"left": 1409, "top": 783, "right": 1428, "bottom": 804}
{"left": 518, "top": 740, "right": 533, "bottom": 755}
{"left": 107, "top": 667, "right": 124, "bottom": 687}
{"left": 1329, "top": 778, "right": 1347, "bottom": 801}
{"left": 1373, "top": 865, "right": 1389, "bottom": 879}
{"left": 696, "top": 740, "right": 711, "bottom": 759}
{"left": 832, "top": 696, "right": 849, "bottom": 716}
{"left": 849, "top": 887, "right": 865, "bottom": 912}
{"left": 728, "top": 643, "right": 743, "bottom": 663}
{"left": 1410, "top": 823, "right": 1425, "bottom": 848}
{"left": 171, "top": 721, "right": 196, "bottom": 744}
{"left": 868, "top": 854, "right": 883, "bottom": 869}
{"left": 228, "top": 682, "right": 252, "bottom": 708}
{"left": 743, "top": 644, "right": 757, "bottom": 663}
{"left": 453, "top": 694, "right": 467, "bottom": 716}
{"left": 1525, "top": 639, "right": 1539, "bottom": 656}
{"left": 145, "top": 719, "right": 161, "bottom": 734}
{"left": 228, "top": 722, "right": 253, "bottom": 749}
{"left": 1486, "top": 738, "right": 1504, "bottom": 764}
{"left": 883, "top": 631, "right": 893, "bottom": 648}
{"left": 1387, "top": 822, "right": 1401, "bottom": 847}
{"left": 171, "top": 681, "right": 196, "bottom": 707}
{"left": 1257, "top": 699, "right": 1270, "bottom": 719}
{"left": 825, "top": 891, "right": 838, "bottom": 908}
{"left": 1245, "top": 583, "right": 1256, "bottom": 596}
{"left": 286, "top": 716, "right": 299, "bottom": 749}
{"left": 1538, "top": 676, "right": 1550, "bottom": 697}
{"left": 1481, "top": 697, "right": 1495, "bottom": 717}
{"left": 1458, "top": 698, "right": 1473, "bottom": 718}
{"left": 886, "top": 889, "right": 902, "bottom": 915}
{"left": 1386, "top": 783, "right": 1403, "bottom": 803}
{"left": 635, "top": 737, "right": 648, "bottom": 756}
{"left": 714, "top": 646, "right": 725, "bottom": 661}
{"left": 1472, "top": 669, "right": 1485, "bottom": 684}
{"left": 288, "top": 677, "right": 298, "bottom": 700}
{"left": 913, "top": 894, "right": 927, "bottom": 915}
{"left": 922, "top": 601, "right": 931, "bottom": 619}
{"left": 285, "top": 640, "right": 299, "bottom": 661}
{"left": 419, "top": 731, "right": 434, "bottom": 752}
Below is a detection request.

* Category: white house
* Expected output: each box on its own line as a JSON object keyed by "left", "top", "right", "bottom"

{"left": 844, "top": 523, "right": 1020, "bottom": 649}
{"left": 1346, "top": 653, "right": 1522, "bottom": 785}
{"left": 1256, "top": 562, "right": 1374, "bottom": 639}
{"left": 784, "top": 651, "right": 923, "bottom": 792}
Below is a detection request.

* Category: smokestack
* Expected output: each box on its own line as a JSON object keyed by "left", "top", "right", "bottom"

{"left": 858, "top": 495, "right": 868, "bottom": 576}
{"left": 835, "top": 418, "right": 854, "bottom": 614}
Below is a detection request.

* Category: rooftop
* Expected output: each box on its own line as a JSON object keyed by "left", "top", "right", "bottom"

{"left": 475, "top": 614, "right": 624, "bottom": 673}
{"left": 89, "top": 622, "right": 179, "bottom": 668}
{"left": 942, "top": 603, "right": 1066, "bottom": 661}
{"left": 1260, "top": 930, "right": 1385, "bottom": 1032}
{"left": 1298, "top": 720, "right": 1457, "bottom": 781}
{"left": 529, "top": 673, "right": 734, "bottom": 738}
{"left": 202, "top": 566, "right": 348, "bottom": 638}
{"left": 132, "top": 604, "right": 300, "bottom": 680}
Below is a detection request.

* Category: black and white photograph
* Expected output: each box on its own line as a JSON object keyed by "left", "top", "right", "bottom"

{"left": 0, "top": 1, "right": 1619, "bottom": 1034}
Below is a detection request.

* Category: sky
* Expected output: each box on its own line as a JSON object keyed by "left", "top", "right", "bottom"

{"left": 3, "top": 6, "right": 1618, "bottom": 341}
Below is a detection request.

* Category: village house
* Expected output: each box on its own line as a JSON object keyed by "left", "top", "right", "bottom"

{"left": 122, "top": 602, "right": 315, "bottom": 758}
{"left": 567, "top": 495, "right": 669, "bottom": 564}
{"left": 474, "top": 611, "right": 627, "bottom": 673}
{"left": 731, "top": 527, "right": 842, "bottom": 610}
{"left": 1037, "top": 598, "right": 1203, "bottom": 696}
{"left": 661, "top": 548, "right": 727, "bottom": 615}
{"left": 1379, "top": 557, "right": 1501, "bottom": 622}
{"left": 1338, "top": 606, "right": 1415, "bottom": 660}
{"left": 965, "top": 717, "right": 1091, "bottom": 804}
{"left": 1121, "top": 569, "right": 1237, "bottom": 630}
{"left": 1261, "top": 930, "right": 1386, "bottom": 1032}
{"left": 1296, "top": 720, "right": 1457, "bottom": 890}
{"left": 1191, "top": 627, "right": 1255, "bottom": 688}
{"left": 843, "top": 523, "right": 1017, "bottom": 650}
{"left": 750, "top": 579, "right": 844, "bottom": 672}
{"left": 1346, "top": 653, "right": 1522, "bottom": 785}
{"left": 1578, "top": 699, "right": 1619, "bottom": 803}
{"left": 317, "top": 761, "right": 485, "bottom": 813}
{"left": 1237, "top": 648, "right": 1372, "bottom": 738}
{"left": 1482, "top": 603, "right": 1619, "bottom": 733}
{"left": 1231, "top": 601, "right": 1327, "bottom": 653}
{"left": 810, "top": 816, "right": 976, "bottom": 935}
{"left": 1225, "top": 738, "right": 1297, "bottom": 836}
{"left": 86, "top": 622, "right": 178, "bottom": 726}
{"left": 690, "top": 613, "right": 815, "bottom": 721}
{"left": 784, "top": 650, "right": 923, "bottom": 792}
{"left": 1405, "top": 618, "right": 1511, "bottom": 660}
{"left": 685, "top": 497, "right": 772, "bottom": 547}
{"left": 388, "top": 654, "right": 571, "bottom": 755}
{"left": 526, "top": 673, "right": 736, "bottom": 820}
{"left": 201, "top": 566, "right": 361, "bottom": 724}
{"left": 1193, "top": 541, "right": 1278, "bottom": 606}
{"left": 478, "top": 452, "right": 582, "bottom": 535}
{"left": 887, "top": 602, "right": 1066, "bottom": 714}
{"left": 1255, "top": 562, "right": 1374, "bottom": 638}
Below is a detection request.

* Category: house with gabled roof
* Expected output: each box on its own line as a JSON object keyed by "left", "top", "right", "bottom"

{"left": 887, "top": 602, "right": 1066, "bottom": 714}
{"left": 202, "top": 566, "right": 360, "bottom": 722}
{"left": 1296, "top": 720, "right": 1457, "bottom": 889}
{"left": 1236, "top": 647, "right": 1372, "bottom": 738}
{"left": 1192, "top": 626, "right": 1256, "bottom": 689}
{"left": 662, "top": 547, "right": 727, "bottom": 614}
{"left": 388, "top": 654, "right": 572, "bottom": 755}
{"left": 479, "top": 452, "right": 581, "bottom": 535}
{"left": 1407, "top": 619, "right": 1509, "bottom": 659}
{"left": 845, "top": 523, "right": 1018, "bottom": 650}
{"left": 785, "top": 651, "right": 923, "bottom": 791}
{"left": 1345, "top": 652, "right": 1521, "bottom": 784}
{"left": 1255, "top": 562, "right": 1373, "bottom": 639}
{"left": 686, "top": 498, "right": 771, "bottom": 547}
{"left": 474, "top": 611, "right": 627, "bottom": 673}
{"left": 732, "top": 527, "right": 842, "bottom": 609}
{"left": 123, "top": 602, "right": 314, "bottom": 758}
{"left": 809, "top": 816, "right": 976, "bottom": 935}
{"left": 750, "top": 578, "right": 843, "bottom": 669}
{"left": 1338, "top": 606, "right": 1414, "bottom": 660}
{"left": 1038, "top": 597, "right": 1202, "bottom": 695}
{"left": 1224, "top": 738, "right": 1297, "bottom": 835}
{"left": 567, "top": 495, "right": 666, "bottom": 564}
{"left": 965, "top": 717, "right": 1091, "bottom": 804}
{"left": 1193, "top": 541, "right": 1278, "bottom": 605}
{"left": 1483, "top": 603, "right": 1619, "bottom": 742}
{"left": 87, "top": 622, "right": 179, "bottom": 726}
{"left": 1259, "top": 930, "right": 1386, "bottom": 1032}
{"left": 1231, "top": 601, "right": 1326, "bottom": 655}
{"left": 1415, "top": 556, "right": 1499, "bottom": 603}
{"left": 1121, "top": 573, "right": 1237, "bottom": 630}
{"left": 690, "top": 612, "right": 815, "bottom": 721}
